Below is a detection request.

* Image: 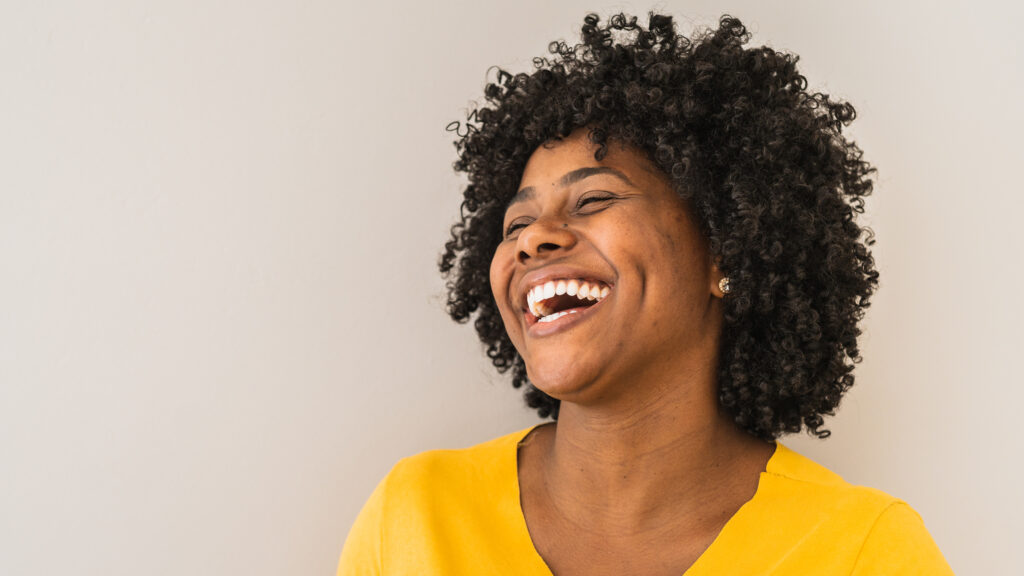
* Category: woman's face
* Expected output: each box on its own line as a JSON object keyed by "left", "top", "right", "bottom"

{"left": 489, "top": 128, "right": 726, "bottom": 407}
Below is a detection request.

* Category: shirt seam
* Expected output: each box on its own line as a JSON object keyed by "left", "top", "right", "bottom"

{"left": 760, "top": 470, "right": 841, "bottom": 487}
{"left": 847, "top": 499, "right": 904, "bottom": 575}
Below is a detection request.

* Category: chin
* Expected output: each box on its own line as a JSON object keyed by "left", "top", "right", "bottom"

{"left": 524, "top": 359, "right": 602, "bottom": 404}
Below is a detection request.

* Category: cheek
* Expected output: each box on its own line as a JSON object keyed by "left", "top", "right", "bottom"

{"left": 631, "top": 218, "right": 709, "bottom": 295}
{"left": 489, "top": 245, "right": 514, "bottom": 310}
{"left": 489, "top": 245, "right": 527, "bottom": 348}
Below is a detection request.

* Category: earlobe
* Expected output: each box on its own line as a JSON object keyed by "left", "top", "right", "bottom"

{"left": 718, "top": 276, "right": 732, "bottom": 295}
{"left": 710, "top": 259, "right": 731, "bottom": 298}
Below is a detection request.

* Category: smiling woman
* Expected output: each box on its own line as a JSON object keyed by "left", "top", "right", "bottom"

{"left": 338, "top": 12, "right": 953, "bottom": 576}
{"left": 491, "top": 132, "right": 723, "bottom": 407}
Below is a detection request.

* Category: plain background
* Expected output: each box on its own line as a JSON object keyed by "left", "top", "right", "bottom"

{"left": 1, "top": 0, "right": 1021, "bottom": 574}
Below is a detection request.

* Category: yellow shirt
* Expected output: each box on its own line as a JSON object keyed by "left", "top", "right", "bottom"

{"left": 338, "top": 425, "right": 953, "bottom": 575}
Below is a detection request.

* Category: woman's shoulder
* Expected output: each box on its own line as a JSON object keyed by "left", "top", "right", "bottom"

{"left": 729, "top": 442, "right": 954, "bottom": 575}
{"left": 767, "top": 442, "right": 909, "bottom": 514}
{"left": 368, "top": 425, "right": 532, "bottom": 513}
{"left": 339, "top": 427, "right": 535, "bottom": 575}
{"left": 384, "top": 425, "right": 529, "bottom": 487}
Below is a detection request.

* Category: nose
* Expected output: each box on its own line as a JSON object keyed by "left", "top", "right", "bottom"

{"left": 515, "top": 217, "right": 577, "bottom": 264}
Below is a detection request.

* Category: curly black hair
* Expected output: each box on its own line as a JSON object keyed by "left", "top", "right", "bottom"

{"left": 439, "top": 12, "right": 879, "bottom": 441}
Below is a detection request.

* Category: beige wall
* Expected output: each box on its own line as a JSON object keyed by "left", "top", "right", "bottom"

{"left": 1, "top": 1, "right": 1020, "bottom": 574}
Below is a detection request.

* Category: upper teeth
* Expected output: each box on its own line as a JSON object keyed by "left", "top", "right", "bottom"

{"left": 526, "top": 279, "right": 611, "bottom": 319}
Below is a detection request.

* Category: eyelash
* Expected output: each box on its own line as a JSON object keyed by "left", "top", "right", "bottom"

{"left": 576, "top": 193, "right": 615, "bottom": 209}
{"left": 505, "top": 221, "right": 529, "bottom": 236}
{"left": 504, "top": 193, "right": 617, "bottom": 238}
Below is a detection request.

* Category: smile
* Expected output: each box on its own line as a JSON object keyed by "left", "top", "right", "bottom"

{"left": 525, "top": 279, "right": 611, "bottom": 322}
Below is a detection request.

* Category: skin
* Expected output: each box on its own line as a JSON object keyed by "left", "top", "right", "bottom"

{"left": 489, "top": 127, "right": 776, "bottom": 576}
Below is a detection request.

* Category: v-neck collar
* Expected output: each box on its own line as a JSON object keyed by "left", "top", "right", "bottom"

{"left": 507, "top": 423, "right": 784, "bottom": 576}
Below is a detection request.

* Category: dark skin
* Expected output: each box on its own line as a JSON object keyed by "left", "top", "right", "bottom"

{"left": 490, "top": 128, "right": 775, "bottom": 576}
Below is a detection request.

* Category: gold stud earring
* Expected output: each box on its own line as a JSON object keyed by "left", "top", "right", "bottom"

{"left": 718, "top": 277, "right": 732, "bottom": 294}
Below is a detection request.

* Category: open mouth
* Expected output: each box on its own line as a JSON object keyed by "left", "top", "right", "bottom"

{"left": 525, "top": 279, "right": 611, "bottom": 324}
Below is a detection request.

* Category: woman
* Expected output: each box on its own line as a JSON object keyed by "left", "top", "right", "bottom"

{"left": 339, "top": 13, "right": 953, "bottom": 575}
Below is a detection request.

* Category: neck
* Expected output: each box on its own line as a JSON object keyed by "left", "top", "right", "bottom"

{"left": 535, "top": 373, "right": 772, "bottom": 536}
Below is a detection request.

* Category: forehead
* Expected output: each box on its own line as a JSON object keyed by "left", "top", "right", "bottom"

{"left": 508, "top": 131, "right": 666, "bottom": 210}
{"left": 519, "top": 132, "right": 654, "bottom": 183}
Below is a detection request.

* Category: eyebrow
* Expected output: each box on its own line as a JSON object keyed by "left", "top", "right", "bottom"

{"left": 507, "top": 167, "right": 636, "bottom": 208}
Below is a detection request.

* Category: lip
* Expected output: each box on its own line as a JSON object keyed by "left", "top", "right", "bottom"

{"left": 523, "top": 292, "right": 609, "bottom": 337}
{"left": 515, "top": 264, "right": 614, "bottom": 337}
{"left": 516, "top": 264, "right": 615, "bottom": 315}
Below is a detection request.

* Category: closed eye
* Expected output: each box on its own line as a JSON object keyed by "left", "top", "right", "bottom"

{"left": 576, "top": 192, "right": 618, "bottom": 211}
{"left": 504, "top": 218, "right": 532, "bottom": 238}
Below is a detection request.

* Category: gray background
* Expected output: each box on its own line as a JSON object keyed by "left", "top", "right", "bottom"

{"left": 2, "top": 0, "right": 1021, "bottom": 574}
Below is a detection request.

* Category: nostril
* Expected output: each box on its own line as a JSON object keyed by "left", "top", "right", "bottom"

{"left": 519, "top": 241, "right": 564, "bottom": 263}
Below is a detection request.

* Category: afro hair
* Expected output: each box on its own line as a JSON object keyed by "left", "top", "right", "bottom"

{"left": 440, "top": 13, "right": 879, "bottom": 440}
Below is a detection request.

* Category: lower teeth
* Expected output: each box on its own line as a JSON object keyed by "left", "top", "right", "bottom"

{"left": 538, "top": 309, "right": 579, "bottom": 323}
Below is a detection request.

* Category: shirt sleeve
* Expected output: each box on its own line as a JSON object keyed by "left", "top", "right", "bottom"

{"left": 849, "top": 501, "right": 954, "bottom": 575}
{"left": 337, "top": 473, "right": 388, "bottom": 576}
